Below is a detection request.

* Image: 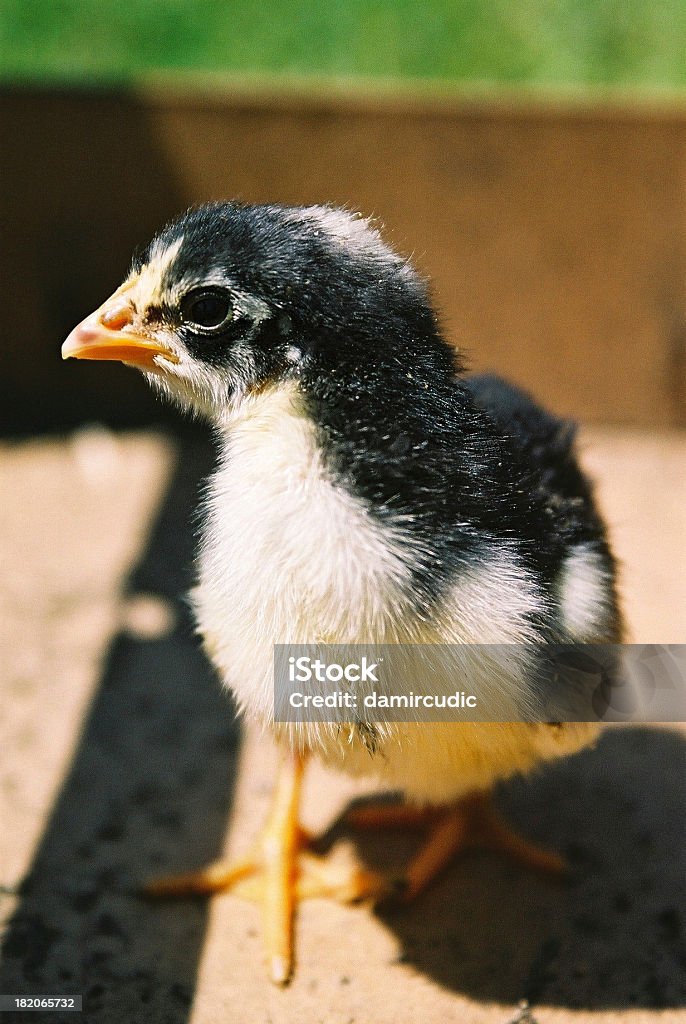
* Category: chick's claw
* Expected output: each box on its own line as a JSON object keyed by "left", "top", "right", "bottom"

{"left": 143, "top": 857, "right": 257, "bottom": 897}
{"left": 143, "top": 842, "right": 393, "bottom": 906}
{"left": 230, "top": 849, "right": 392, "bottom": 904}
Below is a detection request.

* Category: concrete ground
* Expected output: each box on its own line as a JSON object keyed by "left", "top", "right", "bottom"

{"left": 0, "top": 425, "right": 685, "bottom": 1024}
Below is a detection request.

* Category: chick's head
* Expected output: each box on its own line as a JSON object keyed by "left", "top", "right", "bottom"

{"left": 62, "top": 202, "right": 429, "bottom": 422}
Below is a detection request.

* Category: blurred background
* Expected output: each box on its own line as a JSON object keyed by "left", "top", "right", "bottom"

{"left": 3, "top": 0, "right": 686, "bottom": 430}
{"left": 1, "top": 4, "right": 686, "bottom": 1022}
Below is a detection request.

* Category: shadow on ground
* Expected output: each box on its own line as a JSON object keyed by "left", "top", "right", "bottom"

{"left": 329, "top": 727, "right": 686, "bottom": 1010}
{"left": 1, "top": 429, "right": 684, "bottom": 1017}
{"left": 0, "top": 432, "right": 242, "bottom": 1023}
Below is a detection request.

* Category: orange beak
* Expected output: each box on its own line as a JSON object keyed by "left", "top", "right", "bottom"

{"left": 61, "top": 287, "right": 179, "bottom": 370}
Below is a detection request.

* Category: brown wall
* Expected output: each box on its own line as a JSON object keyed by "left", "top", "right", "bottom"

{"left": 2, "top": 80, "right": 686, "bottom": 432}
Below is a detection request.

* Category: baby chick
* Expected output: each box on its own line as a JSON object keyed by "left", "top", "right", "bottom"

{"left": 62, "top": 202, "right": 622, "bottom": 985}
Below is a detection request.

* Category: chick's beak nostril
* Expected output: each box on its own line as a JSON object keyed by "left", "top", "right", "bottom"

{"left": 100, "top": 301, "right": 135, "bottom": 332}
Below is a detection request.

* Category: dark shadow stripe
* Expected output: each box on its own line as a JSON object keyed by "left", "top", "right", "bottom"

{"left": 0, "top": 429, "right": 242, "bottom": 1023}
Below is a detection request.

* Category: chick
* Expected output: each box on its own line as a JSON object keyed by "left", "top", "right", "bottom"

{"left": 62, "top": 202, "right": 622, "bottom": 985}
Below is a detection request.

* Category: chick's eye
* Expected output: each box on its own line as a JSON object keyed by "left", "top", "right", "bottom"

{"left": 180, "top": 289, "right": 233, "bottom": 331}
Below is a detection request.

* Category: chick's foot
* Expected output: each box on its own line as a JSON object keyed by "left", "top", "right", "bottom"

{"left": 347, "top": 792, "right": 567, "bottom": 901}
{"left": 143, "top": 752, "right": 389, "bottom": 985}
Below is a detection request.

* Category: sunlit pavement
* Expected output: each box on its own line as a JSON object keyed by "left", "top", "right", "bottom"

{"left": 1, "top": 427, "right": 685, "bottom": 1023}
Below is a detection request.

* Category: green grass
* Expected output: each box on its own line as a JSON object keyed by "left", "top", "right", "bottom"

{"left": 3, "top": 0, "right": 686, "bottom": 88}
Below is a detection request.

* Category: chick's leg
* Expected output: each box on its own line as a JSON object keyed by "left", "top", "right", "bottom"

{"left": 144, "top": 750, "right": 303, "bottom": 984}
{"left": 144, "top": 751, "right": 387, "bottom": 984}
{"left": 253, "top": 748, "right": 302, "bottom": 984}
{"left": 348, "top": 792, "right": 566, "bottom": 901}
